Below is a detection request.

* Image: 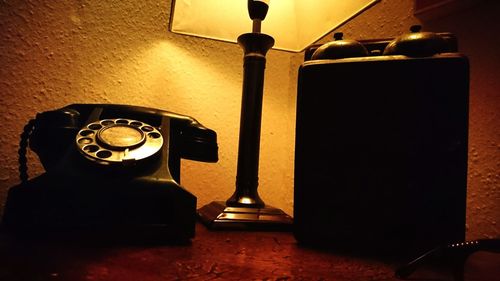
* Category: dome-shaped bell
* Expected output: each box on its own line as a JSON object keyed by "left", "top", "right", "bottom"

{"left": 383, "top": 25, "right": 448, "bottom": 57}
{"left": 311, "top": 32, "right": 369, "bottom": 60}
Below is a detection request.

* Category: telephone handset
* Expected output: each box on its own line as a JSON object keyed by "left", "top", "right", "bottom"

{"left": 4, "top": 104, "right": 218, "bottom": 241}
{"left": 25, "top": 104, "right": 217, "bottom": 177}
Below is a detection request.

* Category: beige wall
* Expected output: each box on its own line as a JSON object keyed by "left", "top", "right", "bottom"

{"left": 0, "top": 0, "right": 498, "bottom": 239}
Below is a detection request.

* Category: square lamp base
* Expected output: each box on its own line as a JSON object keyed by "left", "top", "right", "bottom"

{"left": 198, "top": 201, "right": 293, "bottom": 231}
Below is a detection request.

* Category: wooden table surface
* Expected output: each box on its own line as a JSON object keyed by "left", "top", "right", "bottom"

{"left": 0, "top": 223, "right": 454, "bottom": 281}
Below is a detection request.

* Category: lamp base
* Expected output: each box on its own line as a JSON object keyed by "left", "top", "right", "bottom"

{"left": 198, "top": 201, "right": 293, "bottom": 231}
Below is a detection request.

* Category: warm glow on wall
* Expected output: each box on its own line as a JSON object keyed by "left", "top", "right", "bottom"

{"left": 170, "top": 0, "right": 380, "bottom": 52}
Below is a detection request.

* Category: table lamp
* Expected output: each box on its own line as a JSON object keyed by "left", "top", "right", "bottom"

{"left": 170, "top": 0, "right": 380, "bottom": 229}
{"left": 170, "top": 0, "right": 380, "bottom": 52}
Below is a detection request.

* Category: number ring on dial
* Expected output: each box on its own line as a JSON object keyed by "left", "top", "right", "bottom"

{"left": 75, "top": 118, "right": 163, "bottom": 165}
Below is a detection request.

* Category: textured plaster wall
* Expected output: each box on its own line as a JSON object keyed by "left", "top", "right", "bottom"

{"left": 0, "top": 0, "right": 498, "bottom": 239}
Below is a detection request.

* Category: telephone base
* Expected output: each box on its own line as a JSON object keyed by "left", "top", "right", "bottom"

{"left": 2, "top": 173, "right": 197, "bottom": 242}
{"left": 198, "top": 201, "right": 293, "bottom": 231}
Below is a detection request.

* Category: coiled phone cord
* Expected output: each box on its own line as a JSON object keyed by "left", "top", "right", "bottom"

{"left": 396, "top": 239, "right": 500, "bottom": 280}
{"left": 18, "top": 119, "right": 36, "bottom": 183}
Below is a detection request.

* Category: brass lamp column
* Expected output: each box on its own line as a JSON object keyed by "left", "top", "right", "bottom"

{"left": 198, "top": 0, "right": 293, "bottom": 229}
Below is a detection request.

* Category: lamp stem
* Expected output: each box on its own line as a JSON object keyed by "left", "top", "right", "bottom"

{"left": 197, "top": 32, "right": 292, "bottom": 229}
{"left": 226, "top": 33, "right": 274, "bottom": 208}
{"left": 252, "top": 20, "right": 262, "bottom": 33}
{"left": 197, "top": 1, "right": 292, "bottom": 229}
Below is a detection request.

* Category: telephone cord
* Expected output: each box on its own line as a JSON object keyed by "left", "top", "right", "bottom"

{"left": 18, "top": 119, "right": 36, "bottom": 183}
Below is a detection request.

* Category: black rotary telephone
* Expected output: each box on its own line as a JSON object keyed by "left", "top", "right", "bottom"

{"left": 2, "top": 104, "right": 218, "bottom": 241}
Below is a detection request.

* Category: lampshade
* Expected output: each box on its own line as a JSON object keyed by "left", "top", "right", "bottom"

{"left": 169, "top": 0, "right": 380, "bottom": 52}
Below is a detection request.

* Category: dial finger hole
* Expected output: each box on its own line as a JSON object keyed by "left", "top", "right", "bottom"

{"left": 141, "top": 126, "right": 154, "bottom": 132}
{"left": 101, "top": 120, "right": 115, "bottom": 126}
{"left": 88, "top": 124, "right": 102, "bottom": 130}
{"left": 79, "top": 130, "right": 94, "bottom": 137}
{"left": 78, "top": 137, "right": 93, "bottom": 145}
{"left": 96, "top": 150, "right": 112, "bottom": 158}
{"left": 148, "top": 132, "right": 161, "bottom": 139}
{"left": 83, "top": 145, "right": 99, "bottom": 153}
{"left": 115, "top": 119, "right": 129, "bottom": 124}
